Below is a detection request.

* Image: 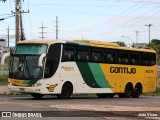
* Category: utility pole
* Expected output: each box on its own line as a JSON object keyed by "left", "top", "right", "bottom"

{"left": 7, "top": 26, "right": 9, "bottom": 47}
{"left": 55, "top": 16, "right": 59, "bottom": 39}
{"left": 82, "top": 34, "right": 83, "bottom": 40}
{"left": 38, "top": 22, "right": 47, "bottom": 39}
{"left": 145, "top": 24, "right": 153, "bottom": 44}
{"left": 15, "top": 0, "right": 29, "bottom": 44}
{"left": 15, "top": 0, "right": 20, "bottom": 44}
{"left": 135, "top": 31, "right": 139, "bottom": 44}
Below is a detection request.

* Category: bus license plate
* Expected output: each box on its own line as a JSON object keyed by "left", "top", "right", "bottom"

{"left": 19, "top": 88, "right": 25, "bottom": 92}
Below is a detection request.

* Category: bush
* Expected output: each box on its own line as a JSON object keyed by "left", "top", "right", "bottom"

{"left": 0, "top": 74, "right": 8, "bottom": 86}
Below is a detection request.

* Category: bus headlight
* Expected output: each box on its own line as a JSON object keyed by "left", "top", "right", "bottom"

{"left": 9, "top": 82, "right": 13, "bottom": 85}
{"left": 32, "top": 83, "right": 42, "bottom": 87}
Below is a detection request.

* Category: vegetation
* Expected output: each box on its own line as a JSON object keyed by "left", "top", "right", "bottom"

{"left": 116, "top": 41, "right": 127, "bottom": 47}
{"left": 0, "top": 74, "right": 8, "bottom": 86}
{"left": 146, "top": 39, "right": 160, "bottom": 65}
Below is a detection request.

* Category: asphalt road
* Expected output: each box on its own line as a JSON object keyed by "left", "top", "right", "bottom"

{"left": 0, "top": 95, "right": 160, "bottom": 120}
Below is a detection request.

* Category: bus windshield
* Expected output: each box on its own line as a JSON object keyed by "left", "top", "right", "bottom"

{"left": 9, "top": 55, "right": 43, "bottom": 79}
{"left": 15, "top": 44, "right": 47, "bottom": 54}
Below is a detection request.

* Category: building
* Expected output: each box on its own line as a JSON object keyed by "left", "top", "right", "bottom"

{"left": 0, "top": 39, "right": 9, "bottom": 60}
{"left": 132, "top": 43, "right": 147, "bottom": 48}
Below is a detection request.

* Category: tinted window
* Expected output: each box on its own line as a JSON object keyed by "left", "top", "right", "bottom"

{"left": 15, "top": 44, "right": 47, "bottom": 54}
{"left": 130, "top": 52, "right": 140, "bottom": 65}
{"left": 148, "top": 53, "right": 156, "bottom": 66}
{"left": 118, "top": 51, "right": 129, "bottom": 64}
{"left": 141, "top": 53, "right": 148, "bottom": 66}
{"left": 91, "top": 49, "right": 104, "bottom": 63}
{"left": 77, "top": 47, "right": 90, "bottom": 62}
{"left": 45, "top": 44, "right": 61, "bottom": 78}
{"left": 106, "top": 50, "right": 116, "bottom": 64}
{"left": 62, "top": 45, "right": 75, "bottom": 62}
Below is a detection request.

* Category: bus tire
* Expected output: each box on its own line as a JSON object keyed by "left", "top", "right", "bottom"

{"left": 57, "top": 82, "right": 73, "bottom": 99}
{"left": 132, "top": 83, "right": 142, "bottom": 98}
{"left": 124, "top": 83, "right": 133, "bottom": 98}
{"left": 118, "top": 83, "right": 133, "bottom": 98}
{"left": 30, "top": 93, "right": 44, "bottom": 99}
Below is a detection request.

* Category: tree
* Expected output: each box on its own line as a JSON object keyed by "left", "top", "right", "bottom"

{"left": 148, "top": 39, "right": 160, "bottom": 65}
{"left": 151, "top": 39, "right": 160, "bottom": 45}
{"left": 116, "top": 41, "right": 126, "bottom": 47}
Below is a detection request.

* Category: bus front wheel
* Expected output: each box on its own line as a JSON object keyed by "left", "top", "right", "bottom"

{"left": 30, "top": 93, "right": 44, "bottom": 99}
{"left": 57, "top": 82, "right": 73, "bottom": 99}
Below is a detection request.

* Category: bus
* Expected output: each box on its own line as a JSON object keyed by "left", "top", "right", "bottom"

{"left": 1, "top": 40, "right": 157, "bottom": 99}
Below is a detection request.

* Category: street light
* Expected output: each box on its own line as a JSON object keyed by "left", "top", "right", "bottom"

{"left": 0, "top": 15, "right": 15, "bottom": 21}
{"left": 145, "top": 24, "right": 153, "bottom": 44}
{"left": 121, "top": 36, "right": 134, "bottom": 47}
{"left": 0, "top": 18, "right": 5, "bottom": 21}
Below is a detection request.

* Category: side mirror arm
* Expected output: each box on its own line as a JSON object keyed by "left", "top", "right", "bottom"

{"left": 38, "top": 53, "right": 46, "bottom": 66}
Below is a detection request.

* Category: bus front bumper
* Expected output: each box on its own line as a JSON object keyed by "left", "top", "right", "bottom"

{"left": 8, "top": 85, "right": 43, "bottom": 94}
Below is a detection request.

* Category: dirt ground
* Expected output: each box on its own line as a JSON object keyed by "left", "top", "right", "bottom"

{"left": 50, "top": 104, "right": 160, "bottom": 111}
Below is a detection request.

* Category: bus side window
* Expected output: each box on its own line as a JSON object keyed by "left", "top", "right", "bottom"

{"left": 91, "top": 49, "right": 104, "bottom": 63}
{"left": 105, "top": 50, "right": 116, "bottom": 64}
{"left": 130, "top": 52, "right": 140, "bottom": 65}
{"left": 62, "top": 45, "right": 75, "bottom": 62}
{"left": 118, "top": 51, "right": 129, "bottom": 64}
{"left": 148, "top": 53, "right": 156, "bottom": 66}
{"left": 77, "top": 47, "right": 90, "bottom": 62}
{"left": 141, "top": 53, "right": 148, "bottom": 66}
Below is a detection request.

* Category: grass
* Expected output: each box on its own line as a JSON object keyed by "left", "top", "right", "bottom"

{"left": 0, "top": 74, "right": 8, "bottom": 86}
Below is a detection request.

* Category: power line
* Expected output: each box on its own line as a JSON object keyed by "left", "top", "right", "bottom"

{"left": 0, "top": 14, "right": 13, "bottom": 17}
{"left": 91, "top": 5, "right": 160, "bottom": 37}
{"left": 63, "top": 0, "right": 145, "bottom": 32}
{"left": 61, "top": 0, "right": 121, "bottom": 27}
{"left": 58, "top": 0, "right": 158, "bottom": 33}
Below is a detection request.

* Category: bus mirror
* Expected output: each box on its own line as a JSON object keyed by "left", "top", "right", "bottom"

{"left": 1, "top": 52, "right": 10, "bottom": 65}
{"left": 38, "top": 53, "right": 46, "bottom": 67}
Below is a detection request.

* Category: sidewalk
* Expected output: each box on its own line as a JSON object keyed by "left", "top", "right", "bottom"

{"left": 0, "top": 86, "right": 10, "bottom": 95}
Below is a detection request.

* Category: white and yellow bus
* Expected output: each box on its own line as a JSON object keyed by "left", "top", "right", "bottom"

{"left": 1, "top": 40, "right": 157, "bottom": 99}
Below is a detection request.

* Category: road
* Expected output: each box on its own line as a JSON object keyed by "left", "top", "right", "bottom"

{"left": 0, "top": 95, "right": 160, "bottom": 120}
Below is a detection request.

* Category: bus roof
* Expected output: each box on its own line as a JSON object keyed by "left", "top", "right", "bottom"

{"left": 17, "top": 39, "right": 156, "bottom": 53}
{"left": 69, "top": 40, "right": 156, "bottom": 53}
{"left": 17, "top": 40, "right": 64, "bottom": 45}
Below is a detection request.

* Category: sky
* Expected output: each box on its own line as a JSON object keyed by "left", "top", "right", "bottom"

{"left": 0, "top": 0, "right": 160, "bottom": 46}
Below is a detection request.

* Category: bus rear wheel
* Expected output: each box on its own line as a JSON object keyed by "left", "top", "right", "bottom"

{"left": 30, "top": 93, "right": 44, "bottom": 99}
{"left": 118, "top": 83, "right": 133, "bottom": 98}
{"left": 132, "top": 84, "right": 142, "bottom": 98}
{"left": 57, "top": 82, "right": 73, "bottom": 99}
